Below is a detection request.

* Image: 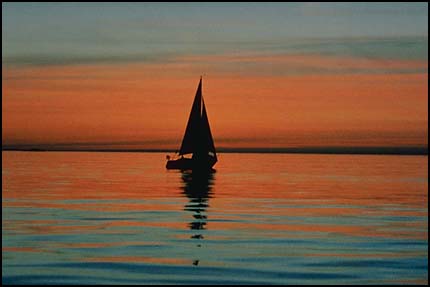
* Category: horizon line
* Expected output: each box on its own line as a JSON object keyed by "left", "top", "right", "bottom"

{"left": 2, "top": 146, "right": 428, "bottom": 155}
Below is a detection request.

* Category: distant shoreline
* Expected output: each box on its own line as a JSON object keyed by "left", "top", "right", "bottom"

{"left": 2, "top": 146, "right": 428, "bottom": 155}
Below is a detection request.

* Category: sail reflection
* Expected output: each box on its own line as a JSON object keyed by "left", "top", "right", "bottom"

{"left": 181, "top": 171, "right": 215, "bottom": 233}
{"left": 180, "top": 170, "right": 215, "bottom": 265}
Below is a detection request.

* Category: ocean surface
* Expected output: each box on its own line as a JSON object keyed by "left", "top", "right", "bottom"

{"left": 2, "top": 151, "right": 428, "bottom": 285}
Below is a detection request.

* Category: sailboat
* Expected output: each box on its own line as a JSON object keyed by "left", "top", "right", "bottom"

{"left": 166, "top": 77, "right": 217, "bottom": 171}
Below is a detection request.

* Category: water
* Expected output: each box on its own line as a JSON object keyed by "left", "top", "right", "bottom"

{"left": 2, "top": 151, "right": 428, "bottom": 284}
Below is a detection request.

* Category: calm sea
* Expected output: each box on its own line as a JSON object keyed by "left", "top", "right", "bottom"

{"left": 2, "top": 151, "right": 428, "bottom": 285}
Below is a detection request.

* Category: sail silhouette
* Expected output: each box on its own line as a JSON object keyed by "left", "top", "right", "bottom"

{"left": 179, "top": 79, "right": 202, "bottom": 156}
{"left": 166, "top": 77, "right": 217, "bottom": 170}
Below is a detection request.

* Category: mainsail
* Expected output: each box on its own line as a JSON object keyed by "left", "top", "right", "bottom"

{"left": 178, "top": 78, "right": 217, "bottom": 162}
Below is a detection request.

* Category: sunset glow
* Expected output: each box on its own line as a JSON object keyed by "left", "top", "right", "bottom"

{"left": 3, "top": 4, "right": 428, "bottom": 285}
{"left": 2, "top": 3, "right": 428, "bottom": 150}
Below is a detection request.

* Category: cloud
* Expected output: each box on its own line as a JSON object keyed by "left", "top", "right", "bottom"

{"left": 2, "top": 53, "right": 176, "bottom": 67}
{"left": 3, "top": 36, "right": 427, "bottom": 72}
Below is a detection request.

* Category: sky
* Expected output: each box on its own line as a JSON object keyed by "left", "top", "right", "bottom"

{"left": 2, "top": 2, "right": 428, "bottom": 150}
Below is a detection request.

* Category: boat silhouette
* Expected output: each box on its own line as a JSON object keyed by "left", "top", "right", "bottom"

{"left": 166, "top": 77, "right": 217, "bottom": 171}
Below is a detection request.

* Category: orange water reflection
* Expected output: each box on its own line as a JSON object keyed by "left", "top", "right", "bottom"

{"left": 2, "top": 151, "right": 428, "bottom": 242}
{"left": 2, "top": 151, "right": 428, "bottom": 285}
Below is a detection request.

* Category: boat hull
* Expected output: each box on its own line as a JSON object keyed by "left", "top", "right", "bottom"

{"left": 166, "top": 156, "right": 216, "bottom": 171}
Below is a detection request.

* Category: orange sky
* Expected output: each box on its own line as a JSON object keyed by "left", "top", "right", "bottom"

{"left": 2, "top": 53, "right": 428, "bottom": 149}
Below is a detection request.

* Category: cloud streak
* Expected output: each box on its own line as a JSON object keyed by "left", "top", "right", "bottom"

{"left": 3, "top": 37, "right": 428, "bottom": 77}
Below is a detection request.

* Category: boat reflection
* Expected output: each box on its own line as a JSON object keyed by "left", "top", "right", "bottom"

{"left": 180, "top": 170, "right": 215, "bottom": 266}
